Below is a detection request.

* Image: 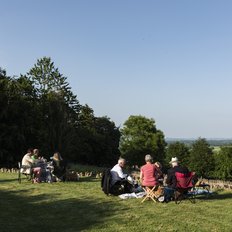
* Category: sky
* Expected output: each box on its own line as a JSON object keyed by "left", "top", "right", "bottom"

{"left": 1, "top": 0, "right": 232, "bottom": 139}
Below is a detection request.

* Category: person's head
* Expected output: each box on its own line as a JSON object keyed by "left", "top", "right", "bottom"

{"left": 169, "top": 157, "right": 179, "bottom": 167}
{"left": 27, "top": 148, "right": 33, "bottom": 156}
{"left": 33, "top": 149, "right": 39, "bottom": 157}
{"left": 118, "top": 158, "right": 126, "bottom": 168}
{"left": 145, "top": 154, "right": 153, "bottom": 163}
{"left": 155, "top": 161, "right": 162, "bottom": 169}
{"left": 53, "top": 152, "right": 62, "bottom": 161}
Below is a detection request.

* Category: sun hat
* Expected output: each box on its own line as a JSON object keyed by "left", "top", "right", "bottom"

{"left": 169, "top": 157, "right": 179, "bottom": 164}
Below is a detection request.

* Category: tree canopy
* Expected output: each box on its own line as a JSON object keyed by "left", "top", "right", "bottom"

{"left": 188, "top": 138, "right": 214, "bottom": 177}
{"left": 119, "top": 115, "right": 166, "bottom": 166}
{"left": 0, "top": 58, "right": 120, "bottom": 167}
{"left": 165, "top": 142, "right": 190, "bottom": 168}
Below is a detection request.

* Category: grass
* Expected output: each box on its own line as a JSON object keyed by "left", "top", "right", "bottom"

{"left": 1, "top": 173, "right": 232, "bottom": 232}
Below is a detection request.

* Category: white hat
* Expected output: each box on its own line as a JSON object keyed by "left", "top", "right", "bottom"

{"left": 169, "top": 157, "right": 179, "bottom": 164}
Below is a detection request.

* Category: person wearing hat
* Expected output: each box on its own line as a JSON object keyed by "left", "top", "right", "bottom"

{"left": 166, "top": 157, "right": 189, "bottom": 189}
{"left": 164, "top": 157, "right": 189, "bottom": 201}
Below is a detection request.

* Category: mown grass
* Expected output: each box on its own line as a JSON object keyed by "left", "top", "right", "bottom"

{"left": 0, "top": 173, "right": 232, "bottom": 232}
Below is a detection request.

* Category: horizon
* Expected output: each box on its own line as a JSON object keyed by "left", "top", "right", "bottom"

{"left": 165, "top": 137, "right": 232, "bottom": 140}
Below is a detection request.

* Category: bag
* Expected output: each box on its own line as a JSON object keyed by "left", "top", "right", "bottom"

{"left": 154, "top": 186, "right": 165, "bottom": 202}
{"left": 101, "top": 169, "right": 112, "bottom": 195}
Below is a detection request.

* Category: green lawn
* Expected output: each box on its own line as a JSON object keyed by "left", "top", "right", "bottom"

{"left": 0, "top": 173, "right": 232, "bottom": 232}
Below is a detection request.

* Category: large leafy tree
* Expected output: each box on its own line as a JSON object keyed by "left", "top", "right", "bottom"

{"left": 213, "top": 146, "right": 232, "bottom": 180}
{"left": 119, "top": 115, "right": 166, "bottom": 166}
{"left": 93, "top": 116, "right": 120, "bottom": 166}
{"left": 0, "top": 70, "right": 37, "bottom": 165}
{"left": 165, "top": 142, "right": 190, "bottom": 168}
{"left": 0, "top": 59, "right": 123, "bottom": 167}
{"left": 76, "top": 105, "right": 120, "bottom": 166}
{"left": 189, "top": 138, "right": 214, "bottom": 177}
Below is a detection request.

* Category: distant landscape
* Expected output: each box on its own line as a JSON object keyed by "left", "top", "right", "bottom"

{"left": 166, "top": 138, "right": 232, "bottom": 146}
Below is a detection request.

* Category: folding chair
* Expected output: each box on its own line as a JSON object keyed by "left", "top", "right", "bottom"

{"left": 174, "top": 172, "right": 196, "bottom": 204}
{"left": 141, "top": 186, "right": 159, "bottom": 203}
{"left": 18, "top": 162, "right": 33, "bottom": 183}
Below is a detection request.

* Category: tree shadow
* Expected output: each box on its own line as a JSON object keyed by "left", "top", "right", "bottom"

{"left": 0, "top": 188, "right": 121, "bottom": 232}
{"left": 0, "top": 178, "right": 19, "bottom": 183}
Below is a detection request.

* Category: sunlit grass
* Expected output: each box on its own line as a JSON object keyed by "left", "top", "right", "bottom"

{"left": 0, "top": 173, "right": 232, "bottom": 232}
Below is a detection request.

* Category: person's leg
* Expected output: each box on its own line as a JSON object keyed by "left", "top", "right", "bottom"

{"left": 32, "top": 167, "right": 42, "bottom": 183}
{"left": 111, "top": 181, "right": 125, "bottom": 195}
{"left": 46, "top": 170, "right": 52, "bottom": 183}
{"left": 164, "top": 187, "right": 175, "bottom": 202}
{"left": 124, "top": 180, "right": 133, "bottom": 193}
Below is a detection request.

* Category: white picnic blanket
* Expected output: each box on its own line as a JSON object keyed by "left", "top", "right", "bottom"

{"left": 118, "top": 192, "right": 146, "bottom": 199}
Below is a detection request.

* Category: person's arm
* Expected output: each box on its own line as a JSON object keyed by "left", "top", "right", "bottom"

{"left": 166, "top": 169, "right": 172, "bottom": 185}
{"left": 117, "top": 166, "right": 127, "bottom": 179}
{"left": 140, "top": 169, "right": 144, "bottom": 184}
{"left": 25, "top": 156, "right": 34, "bottom": 165}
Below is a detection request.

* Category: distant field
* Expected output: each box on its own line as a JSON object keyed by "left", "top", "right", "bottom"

{"left": 166, "top": 138, "right": 232, "bottom": 147}
{"left": 212, "top": 146, "right": 221, "bottom": 153}
{"left": 1, "top": 173, "right": 232, "bottom": 232}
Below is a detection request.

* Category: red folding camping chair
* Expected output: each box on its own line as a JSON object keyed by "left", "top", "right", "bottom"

{"left": 174, "top": 172, "right": 196, "bottom": 204}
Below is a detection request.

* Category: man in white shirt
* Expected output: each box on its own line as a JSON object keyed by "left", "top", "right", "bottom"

{"left": 111, "top": 158, "right": 128, "bottom": 185}
{"left": 110, "top": 158, "right": 132, "bottom": 194}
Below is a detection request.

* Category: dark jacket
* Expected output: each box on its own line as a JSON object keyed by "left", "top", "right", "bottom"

{"left": 52, "top": 159, "right": 67, "bottom": 179}
{"left": 166, "top": 165, "right": 189, "bottom": 189}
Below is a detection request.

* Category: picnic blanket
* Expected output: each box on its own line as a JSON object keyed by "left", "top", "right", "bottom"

{"left": 118, "top": 192, "right": 146, "bottom": 199}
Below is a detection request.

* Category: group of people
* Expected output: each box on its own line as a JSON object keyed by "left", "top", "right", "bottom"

{"left": 110, "top": 155, "right": 196, "bottom": 202}
{"left": 21, "top": 148, "right": 67, "bottom": 183}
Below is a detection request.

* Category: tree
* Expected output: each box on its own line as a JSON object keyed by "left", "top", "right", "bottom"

{"left": 189, "top": 138, "right": 214, "bottom": 177}
{"left": 0, "top": 71, "right": 38, "bottom": 166}
{"left": 119, "top": 115, "right": 166, "bottom": 166}
{"left": 213, "top": 146, "right": 232, "bottom": 180}
{"left": 165, "top": 142, "right": 190, "bottom": 168}
{"left": 26, "top": 57, "right": 81, "bottom": 158}
{"left": 75, "top": 105, "right": 120, "bottom": 166}
{"left": 27, "top": 57, "right": 80, "bottom": 112}
{"left": 94, "top": 116, "right": 120, "bottom": 166}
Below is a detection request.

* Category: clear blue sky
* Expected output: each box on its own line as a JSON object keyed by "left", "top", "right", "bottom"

{"left": 1, "top": 0, "right": 232, "bottom": 138}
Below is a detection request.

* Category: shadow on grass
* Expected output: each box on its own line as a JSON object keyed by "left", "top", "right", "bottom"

{"left": 0, "top": 187, "right": 120, "bottom": 232}
{"left": 0, "top": 178, "right": 19, "bottom": 183}
{"left": 78, "top": 176, "right": 100, "bottom": 182}
{"left": 196, "top": 191, "right": 232, "bottom": 201}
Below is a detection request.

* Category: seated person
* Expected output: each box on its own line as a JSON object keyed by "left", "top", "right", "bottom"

{"left": 110, "top": 158, "right": 132, "bottom": 194}
{"left": 165, "top": 157, "right": 190, "bottom": 201}
{"left": 140, "top": 154, "right": 159, "bottom": 187}
{"left": 32, "top": 149, "right": 39, "bottom": 160}
{"left": 166, "top": 157, "right": 189, "bottom": 188}
{"left": 154, "top": 161, "right": 164, "bottom": 182}
{"left": 32, "top": 149, "right": 52, "bottom": 183}
{"left": 51, "top": 152, "right": 67, "bottom": 181}
{"left": 21, "top": 148, "right": 42, "bottom": 183}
